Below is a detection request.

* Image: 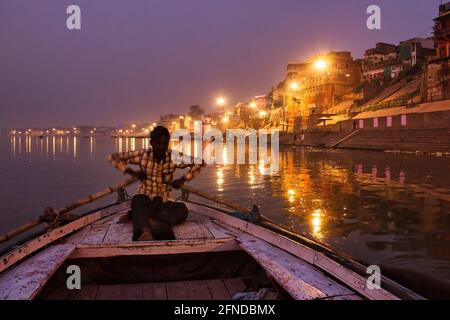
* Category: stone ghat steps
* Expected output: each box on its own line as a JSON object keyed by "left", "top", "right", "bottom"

{"left": 338, "top": 129, "right": 450, "bottom": 153}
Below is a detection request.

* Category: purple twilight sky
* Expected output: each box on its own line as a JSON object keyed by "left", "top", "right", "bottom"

{"left": 0, "top": 0, "right": 443, "bottom": 128}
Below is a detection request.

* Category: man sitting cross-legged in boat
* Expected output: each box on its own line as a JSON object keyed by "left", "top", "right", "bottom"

{"left": 108, "top": 126, "right": 205, "bottom": 241}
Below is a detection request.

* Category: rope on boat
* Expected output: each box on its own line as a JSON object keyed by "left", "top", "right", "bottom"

{"left": 0, "top": 177, "right": 138, "bottom": 244}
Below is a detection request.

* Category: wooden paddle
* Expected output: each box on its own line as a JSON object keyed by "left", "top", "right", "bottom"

{"left": 0, "top": 177, "right": 139, "bottom": 244}
{"left": 180, "top": 184, "right": 255, "bottom": 215}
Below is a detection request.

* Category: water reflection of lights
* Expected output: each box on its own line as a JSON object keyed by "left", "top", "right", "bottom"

{"left": 11, "top": 136, "right": 16, "bottom": 157}
{"left": 89, "top": 137, "right": 94, "bottom": 157}
{"left": 248, "top": 166, "right": 256, "bottom": 186}
{"left": 287, "top": 189, "right": 296, "bottom": 203}
{"left": 222, "top": 146, "right": 228, "bottom": 165}
{"left": 311, "top": 209, "right": 323, "bottom": 238}
{"left": 52, "top": 136, "right": 56, "bottom": 158}
{"left": 26, "top": 136, "right": 32, "bottom": 154}
{"left": 258, "top": 159, "right": 266, "bottom": 175}
{"left": 73, "top": 137, "right": 77, "bottom": 159}
{"left": 59, "top": 136, "right": 63, "bottom": 153}
{"left": 217, "top": 168, "right": 224, "bottom": 192}
{"left": 131, "top": 138, "right": 136, "bottom": 151}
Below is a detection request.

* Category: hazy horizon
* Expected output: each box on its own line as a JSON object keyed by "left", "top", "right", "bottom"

{"left": 0, "top": 0, "right": 442, "bottom": 129}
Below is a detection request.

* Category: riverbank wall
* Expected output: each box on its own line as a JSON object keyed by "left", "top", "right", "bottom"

{"left": 291, "top": 100, "right": 450, "bottom": 154}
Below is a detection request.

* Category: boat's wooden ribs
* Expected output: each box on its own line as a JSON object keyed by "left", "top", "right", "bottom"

{"left": 45, "top": 278, "right": 246, "bottom": 300}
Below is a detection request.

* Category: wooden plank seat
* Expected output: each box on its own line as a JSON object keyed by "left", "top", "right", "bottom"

{"left": 65, "top": 211, "right": 230, "bottom": 246}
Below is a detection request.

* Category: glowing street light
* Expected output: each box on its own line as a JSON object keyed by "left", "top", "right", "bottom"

{"left": 249, "top": 102, "right": 257, "bottom": 109}
{"left": 259, "top": 110, "right": 268, "bottom": 118}
{"left": 314, "top": 59, "right": 328, "bottom": 71}
{"left": 290, "top": 82, "right": 299, "bottom": 91}
{"left": 131, "top": 124, "right": 136, "bottom": 129}
{"left": 216, "top": 97, "right": 226, "bottom": 106}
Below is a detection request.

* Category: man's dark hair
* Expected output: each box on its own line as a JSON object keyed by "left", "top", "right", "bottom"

{"left": 150, "top": 126, "right": 170, "bottom": 140}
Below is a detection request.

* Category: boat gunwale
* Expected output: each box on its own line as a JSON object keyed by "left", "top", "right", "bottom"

{"left": 0, "top": 199, "right": 426, "bottom": 301}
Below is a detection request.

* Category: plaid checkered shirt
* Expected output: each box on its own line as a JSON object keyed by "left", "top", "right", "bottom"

{"left": 108, "top": 148, "right": 205, "bottom": 202}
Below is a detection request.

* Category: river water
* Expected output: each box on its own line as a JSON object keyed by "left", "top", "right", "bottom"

{"left": 1, "top": 134, "right": 450, "bottom": 298}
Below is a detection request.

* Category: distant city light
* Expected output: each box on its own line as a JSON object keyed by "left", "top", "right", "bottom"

{"left": 259, "top": 110, "right": 267, "bottom": 118}
{"left": 250, "top": 102, "right": 257, "bottom": 109}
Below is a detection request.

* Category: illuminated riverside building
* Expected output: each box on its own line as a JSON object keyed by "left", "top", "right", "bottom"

{"left": 269, "top": 51, "right": 362, "bottom": 133}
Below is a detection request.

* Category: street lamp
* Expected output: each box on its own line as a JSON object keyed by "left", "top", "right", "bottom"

{"left": 290, "top": 81, "right": 300, "bottom": 91}
{"left": 314, "top": 59, "right": 327, "bottom": 71}
{"left": 249, "top": 101, "right": 257, "bottom": 109}
{"left": 216, "top": 97, "right": 226, "bottom": 113}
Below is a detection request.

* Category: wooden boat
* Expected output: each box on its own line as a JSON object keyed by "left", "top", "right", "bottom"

{"left": 0, "top": 197, "right": 424, "bottom": 301}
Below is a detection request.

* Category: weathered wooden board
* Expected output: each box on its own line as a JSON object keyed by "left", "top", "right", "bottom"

{"left": 150, "top": 283, "right": 168, "bottom": 300}
{"left": 80, "top": 224, "right": 110, "bottom": 244}
{"left": 0, "top": 202, "right": 130, "bottom": 273}
{"left": 238, "top": 234, "right": 360, "bottom": 300}
{"left": 207, "top": 279, "right": 231, "bottom": 300}
{"left": 71, "top": 238, "right": 240, "bottom": 259}
{"left": 64, "top": 226, "right": 92, "bottom": 244}
{"left": 185, "top": 202, "right": 399, "bottom": 300}
{"left": 102, "top": 223, "right": 133, "bottom": 244}
{"left": 223, "top": 278, "right": 247, "bottom": 298}
{"left": 142, "top": 283, "right": 167, "bottom": 300}
{"left": 0, "top": 244, "right": 76, "bottom": 300}
{"left": 45, "top": 279, "right": 243, "bottom": 300}
{"left": 76, "top": 285, "right": 99, "bottom": 300}
{"left": 173, "top": 221, "right": 214, "bottom": 240}
{"left": 166, "top": 282, "right": 188, "bottom": 300}
{"left": 184, "top": 280, "right": 212, "bottom": 300}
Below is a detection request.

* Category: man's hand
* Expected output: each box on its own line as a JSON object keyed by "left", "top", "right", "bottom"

{"left": 170, "top": 177, "right": 187, "bottom": 189}
{"left": 124, "top": 168, "right": 147, "bottom": 181}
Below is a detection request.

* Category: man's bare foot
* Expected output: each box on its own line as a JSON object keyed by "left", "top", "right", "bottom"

{"left": 137, "top": 227, "right": 154, "bottom": 241}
